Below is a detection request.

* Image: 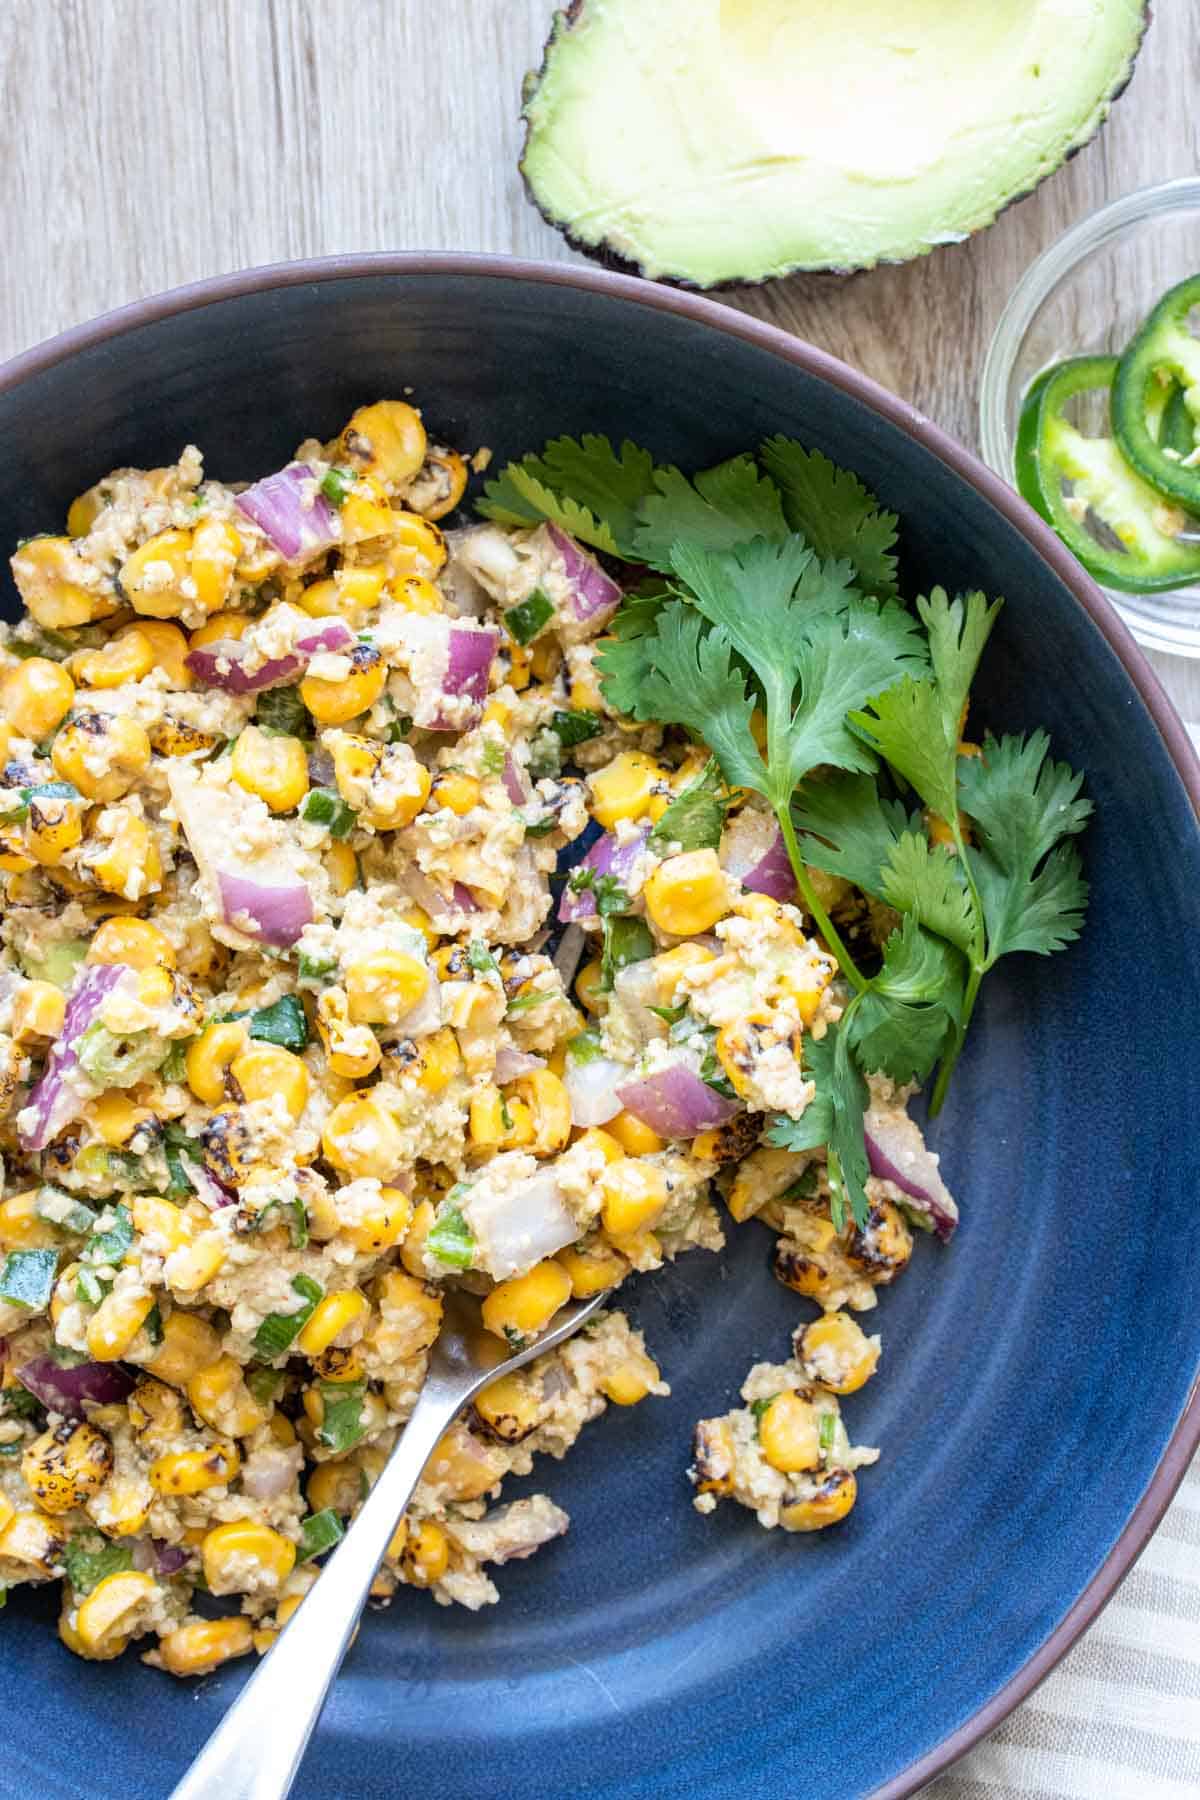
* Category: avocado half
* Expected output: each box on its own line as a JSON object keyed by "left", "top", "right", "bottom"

{"left": 520, "top": 0, "right": 1149, "bottom": 286}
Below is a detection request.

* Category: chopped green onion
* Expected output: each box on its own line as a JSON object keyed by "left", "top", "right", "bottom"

{"left": 245, "top": 1365, "right": 286, "bottom": 1407}
{"left": 299, "top": 1508, "right": 345, "bottom": 1562}
{"left": 75, "top": 1268, "right": 108, "bottom": 1307}
{"left": 252, "top": 1274, "right": 324, "bottom": 1358}
{"left": 76, "top": 1023, "right": 165, "bottom": 1090}
{"left": 601, "top": 914, "right": 654, "bottom": 991}
{"left": 426, "top": 1204, "right": 475, "bottom": 1270}
{"left": 62, "top": 1531, "right": 134, "bottom": 1597}
{"left": 286, "top": 1197, "right": 309, "bottom": 1250}
{"left": 566, "top": 1029, "right": 605, "bottom": 1066}
{"left": 160, "top": 1040, "right": 191, "bottom": 1084}
{"left": 297, "top": 951, "right": 338, "bottom": 987}
{"left": 503, "top": 590, "right": 554, "bottom": 646}
{"left": 818, "top": 1411, "right": 837, "bottom": 1453}
{"left": 144, "top": 1303, "right": 164, "bottom": 1347}
{"left": 255, "top": 684, "right": 312, "bottom": 739}
{"left": 0, "top": 1249, "right": 59, "bottom": 1311}
{"left": 505, "top": 991, "right": 552, "bottom": 1016}
{"left": 466, "top": 941, "right": 499, "bottom": 978}
{"left": 750, "top": 1394, "right": 778, "bottom": 1429}
{"left": 315, "top": 1380, "right": 368, "bottom": 1455}
{"left": 320, "top": 466, "right": 356, "bottom": 507}
{"left": 550, "top": 709, "right": 602, "bottom": 748}
{"left": 84, "top": 1204, "right": 134, "bottom": 1269}
{"left": 300, "top": 787, "right": 357, "bottom": 839}
{"left": 247, "top": 994, "right": 309, "bottom": 1052}
{"left": 481, "top": 739, "right": 507, "bottom": 776}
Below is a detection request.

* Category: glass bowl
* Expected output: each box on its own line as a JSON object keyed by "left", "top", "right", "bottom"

{"left": 980, "top": 178, "right": 1200, "bottom": 658}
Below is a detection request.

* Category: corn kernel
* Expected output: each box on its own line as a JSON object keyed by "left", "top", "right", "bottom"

{"left": 339, "top": 401, "right": 427, "bottom": 489}
{"left": 187, "top": 1357, "right": 271, "bottom": 1438}
{"left": 556, "top": 1240, "right": 628, "bottom": 1298}
{"left": 469, "top": 1085, "right": 534, "bottom": 1150}
{"left": 11, "top": 536, "right": 118, "bottom": 629}
{"left": 426, "top": 1425, "right": 506, "bottom": 1502}
{"left": 89, "top": 917, "right": 176, "bottom": 971}
{"left": 230, "top": 1043, "right": 310, "bottom": 1120}
{"left": 300, "top": 644, "right": 386, "bottom": 725}
{"left": 22, "top": 1422, "right": 113, "bottom": 1513}
{"left": 185, "top": 1019, "right": 251, "bottom": 1106}
{"left": 402, "top": 1519, "right": 449, "bottom": 1587}
{"left": 143, "top": 1310, "right": 222, "bottom": 1387}
{"left": 344, "top": 950, "right": 428, "bottom": 1026}
{"left": 326, "top": 839, "right": 359, "bottom": 896}
{"left": 480, "top": 1259, "right": 572, "bottom": 1342}
{"left": 599, "top": 1161, "right": 668, "bottom": 1237}
{"left": 0, "top": 657, "right": 75, "bottom": 739}
{"left": 571, "top": 1126, "right": 624, "bottom": 1164}
{"left": 779, "top": 1469, "right": 858, "bottom": 1533}
{"left": 429, "top": 772, "right": 480, "bottom": 817}
{"left": 202, "top": 1520, "right": 296, "bottom": 1595}
{"left": 71, "top": 630, "right": 154, "bottom": 690}
{"left": 575, "top": 959, "right": 606, "bottom": 1014}
{"left": 322, "top": 1095, "right": 406, "bottom": 1182}
{"left": 163, "top": 1232, "right": 227, "bottom": 1294}
{"left": 644, "top": 849, "right": 731, "bottom": 936}
{"left": 399, "top": 1200, "right": 436, "bottom": 1278}
{"left": 149, "top": 1440, "right": 240, "bottom": 1496}
{"left": 758, "top": 1392, "right": 821, "bottom": 1474}
{"left": 74, "top": 1570, "right": 157, "bottom": 1657}
{"left": 231, "top": 725, "right": 309, "bottom": 813}
{"left": 410, "top": 448, "right": 468, "bottom": 521}
{"left": 10, "top": 980, "right": 65, "bottom": 1045}
{"left": 414, "top": 1026, "right": 460, "bottom": 1093}
{"left": 52, "top": 712, "right": 151, "bottom": 802}
{"left": 605, "top": 1111, "right": 664, "bottom": 1156}
{"left": 119, "top": 529, "right": 194, "bottom": 618}
{"left": 797, "top": 1313, "right": 880, "bottom": 1395}
{"left": 307, "top": 1460, "right": 363, "bottom": 1516}
{"left": 473, "top": 1369, "right": 542, "bottom": 1442}
{"left": 122, "top": 620, "right": 192, "bottom": 688}
{"left": 157, "top": 1616, "right": 254, "bottom": 1677}
{"left": 296, "top": 1289, "right": 369, "bottom": 1358}
{"left": 190, "top": 518, "right": 242, "bottom": 614}
{"left": 87, "top": 1291, "right": 156, "bottom": 1363}
{"left": 513, "top": 1068, "right": 571, "bottom": 1156}
{"left": 601, "top": 1352, "right": 660, "bottom": 1406}
{"left": 586, "top": 752, "right": 669, "bottom": 829}
{"left": 342, "top": 1186, "right": 412, "bottom": 1254}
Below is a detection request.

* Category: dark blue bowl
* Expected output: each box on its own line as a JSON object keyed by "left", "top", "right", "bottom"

{"left": 2, "top": 259, "right": 1198, "bottom": 1800}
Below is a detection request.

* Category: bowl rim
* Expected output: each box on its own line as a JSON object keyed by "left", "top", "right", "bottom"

{"left": 3, "top": 250, "right": 1198, "bottom": 1798}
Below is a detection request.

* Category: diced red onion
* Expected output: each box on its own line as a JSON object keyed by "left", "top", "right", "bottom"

{"left": 16, "top": 1355, "right": 135, "bottom": 1418}
{"left": 721, "top": 809, "right": 796, "bottom": 901}
{"left": 493, "top": 1045, "right": 546, "bottom": 1084}
{"left": 184, "top": 617, "right": 355, "bottom": 696}
{"left": 132, "top": 1539, "right": 192, "bottom": 1577}
{"left": 864, "top": 1110, "right": 959, "bottom": 1242}
{"left": 295, "top": 620, "right": 355, "bottom": 657}
{"left": 427, "top": 627, "right": 499, "bottom": 732}
{"left": 547, "top": 525, "right": 622, "bottom": 626}
{"left": 502, "top": 753, "right": 531, "bottom": 807}
{"left": 564, "top": 1054, "right": 627, "bottom": 1126}
{"left": 218, "top": 870, "right": 313, "bottom": 948}
{"left": 307, "top": 745, "right": 335, "bottom": 786}
{"left": 235, "top": 463, "right": 337, "bottom": 562}
{"left": 616, "top": 1062, "right": 740, "bottom": 1139}
{"left": 743, "top": 829, "right": 797, "bottom": 901}
{"left": 183, "top": 1156, "right": 236, "bottom": 1210}
{"left": 451, "top": 882, "right": 480, "bottom": 913}
{"left": 19, "top": 962, "right": 125, "bottom": 1151}
{"left": 558, "top": 828, "right": 649, "bottom": 924}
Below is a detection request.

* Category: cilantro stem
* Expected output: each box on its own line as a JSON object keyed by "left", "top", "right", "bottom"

{"left": 777, "top": 806, "right": 868, "bottom": 994}
{"left": 928, "top": 813, "right": 989, "bottom": 1114}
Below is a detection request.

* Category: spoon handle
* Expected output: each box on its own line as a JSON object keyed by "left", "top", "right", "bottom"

{"left": 169, "top": 1399, "right": 449, "bottom": 1800}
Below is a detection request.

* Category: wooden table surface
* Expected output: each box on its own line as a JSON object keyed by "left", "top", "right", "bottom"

{"left": 2, "top": 3, "right": 1197, "bottom": 1792}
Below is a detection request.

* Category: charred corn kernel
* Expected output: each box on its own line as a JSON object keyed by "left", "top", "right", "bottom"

{"left": 11, "top": 536, "right": 117, "bottom": 629}
{"left": 571, "top": 1126, "right": 624, "bottom": 1165}
{"left": 71, "top": 629, "right": 153, "bottom": 689}
{"left": 575, "top": 959, "right": 606, "bottom": 1014}
{"left": 599, "top": 1161, "right": 668, "bottom": 1237}
{"left": 503, "top": 642, "right": 533, "bottom": 691}
{"left": 73, "top": 1571, "right": 156, "bottom": 1657}
{"left": 601, "top": 1352, "right": 661, "bottom": 1406}
{"left": 134, "top": 966, "right": 174, "bottom": 1008}
{"left": 469, "top": 1084, "right": 534, "bottom": 1150}
{"left": 429, "top": 771, "right": 480, "bottom": 816}
{"left": 231, "top": 725, "right": 309, "bottom": 813}
{"left": 296, "top": 1289, "right": 369, "bottom": 1358}
{"left": 396, "top": 574, "right": 442, "bottom": 614}
{"left": 651, "top": 944, "right": 715, "bottom": 1001}
{"left": 481, "top": 1259, "right": 571, "bottom": 1342}
{"left": 52, "top": 712, "right": 151, "bottom": 801}
{"left": 150, "top": 715, "right": 218, "bottom": 757}
{"left": 473, "top": 1370, "right": 543, "bottom": 1442}
{"left": 797, "top": 1312, "right": 880, "bottom": 1395}
{"left": 186, "top": 1019, "right": 251, "bottom": 1105}
{"left": 303, "top": 564, "right": 389, "bottom": 621}
{"left": 385, "top": 1519, "right": 409, "bottom": 1562}
{"left": 413, "top": 448, "right": 468, "bottom": 521}
{"left": 82, "top": 811, "right": 161, "bottom": 900}
{"left": 127, "top": 1378, "right": 187, "bottom": 1442}
{"left": 587, "top": 752, "right": 668, "bottom": 829}
{"left": 119, "top": 528, "right": 194, "bottom": 618}
{"left": 344, "top": 950, "right": 428, "bottom": 1026}
{"left": 605, "top": 1111, "right": 664, "bottom": 1156}
{"left": 158, "top": 1616, "right": 254, "bottom": 1677}
{"left": 758, "top": 1392, "right": 821, "bottom": 1474}
{"left": 190, "top": 518, "right": 242, "bottom": 613}
{"left": 413, "top": 1026, "right": 460, "bottom": 1093}
{"left": 426, "top": 1426, "right": 507, "bottom": 1502}
{"left": 644, "top": 849, "right": 730, "bottom": 936}
{"left": 368, "top": 1268, "right": 443, "bottom": 1361}
{"left": 189, "top": 608, "right": 249, "bottom": 651}
{"left": 143, "top": 1309, "right": 222, "bottom": 1387}
{"left": 692, "top": 1417, "right": 736, "bottom": 1495}
{"left": 339, "top": 474, "right": 398, "bottom": 544}
{"left": 322, "top": 1095, "right": 406, "bottom": 1182}
{"left": 340, "top": 400, "right": 427, "bottom": 489}
{"left": 202, "top": 1520, "right": 296, "bottom": 1596}
{"left": 316, "top": 988, "right": 381, "bottom": 1080}
{"left": 326, "top": 839, "right": 359, "bottom": 897}
{"left": 22, "top": 1422, "right": 113, "bottom": 1513}
{"left": 307, "top": 1460, "right": 363, "bottom": 1516}
{"left": 381, "top": 512, "right": 446, "bottom": 580}
{"left": 300, "top": 644, "right": 386, "bottom": 726}
{"left": 0, "top": 830, "right": 33, "bottom": 874}
{"left": 24, "top": 792, "right": 82, "bottom": 867}
{"left": 10, "top": 979, "right": 65, "bottom": 1044}
{"left": 89, "top": 1091, "right": 145, "bottom": 1147}
{"left": 121, "top": 619, "right": 192, "bottom": 688}
{"left": 230, "top": 1043, "right": 310, "bottom": 1120}
{"left": 87, "top": 1291, "right": 156, "bottom": 1362}
{"left": 90, "top": 916, "right": 176, "bottom": 971}
{"left": 780, "top": 1469, "right": 858, "bottom": 1533}
{"left": 400, "top": 1200, "right": 436, "bottom": 1277}
{"left": 343, "top": 1186, "right": 412, "bottom": 1254}
{"left": 149, "top": 1440, "right": 240, "bottom": 1496}
{"left": 402, "top": 1519, "right": 449, "bottom": 1587}
{"left": 187, "top": 1357, "right": 271, "bottom": 1438}
{"left": 0, "top": 1506, "right": 65, "bottom": 1574}
{"left": 0, "top": 657, "right": 75, "bottom": 739}
{"left": 512, "top": 1068, "right": 571, "bottom": 1155}
{"left": 164, "top": 1231, "right": 227, "bottom": 1294}
{"left": 556, "top": 1240, "right": 628, "bottom": 1298}
{"left": 313, "top": 1343, "right": 366, "bottom": 1385}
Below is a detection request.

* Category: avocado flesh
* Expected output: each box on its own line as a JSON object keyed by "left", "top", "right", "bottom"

{"left": 521, "top": 0, "right": 1147, "bottom": 285}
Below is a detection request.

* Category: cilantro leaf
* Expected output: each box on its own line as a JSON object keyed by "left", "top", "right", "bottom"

{"left": 849, "top": 676, "right": 957, "bottom": 821}
{"left": 845, "top": 919, "right": 964, "bottom": 1085}
{"left": 917, "top": 588, "right": 1003, "bottom": 743}
{"left": 759, "top": 438, "right": 899, "bottom": 594}
{"left": 871, "top": 915, "right": 964, "bottom": 1009}
{"left": 669, "top": 534, "right": 818, "bottom": 679}
{"left": 648, "top": 758, "right": 732, "bottom": 854}
{"left": 790, "top": 773, "right": 912, "bottom": 896}
{"left": 632, "top": 454, "right": 787, "bottom": 570}
{"left": 780, "top": 601, "right": 927, "bottom": 791}
{"left": 478, "top": 435, "right": 657, "bottom": 556}
{"left": 881, "top": 831, "right": 978, "bottom": 956}
{"left": 478, "top": 465, "right": 622, "bottom": 556}
{"left": 766, "top": 1025, "right": 870, "bottom": 1228}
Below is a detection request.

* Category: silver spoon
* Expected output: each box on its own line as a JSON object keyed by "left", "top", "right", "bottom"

{"left": 170, "top": 1283, "right": 606, "bottom": 1800}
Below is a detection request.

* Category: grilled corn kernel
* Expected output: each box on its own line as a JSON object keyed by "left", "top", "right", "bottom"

{"left": 142, "top": 1310, "right": 222, "bottom": 1387}
{"left": 473, "top": 1369, "right": 543, "bottom": 1442}
{"left": 395, "top": 574, "right": 443, "bottom": 614}
{"left": 230, "top": 1043, "right": 310, "bottom": 1120}
{"left": 307, "top": 1460, "right": 363, "bottom": 1516}
{"left": 414, "top": 1026, "right": 460, "bottom": 1094}
{"left": 158, "top": 1616, "right": 255, "bottom": 1677}
{"left": 190, "top": 518, "right": 242, "bottom": 613}
{"left": 758, "top": 1392, "right": 821, "bottom": 1474}
{"left": 343, "top": 1186, "right": 412, "bottom": 1254}
{"left": 399, "top": 1200, "right": 436, "bottom": 1278}
{"left": 326, "top": 839, "right": 359, "bottom": 897}
{"left": 344, "top": 950, "right": 428, "bottom": 1025}
{"left": 514, "top": 1068, "right": 571, "bottom": 1156}
{"left": 127, "top": 1378, "right": 187, "bottom": 1444}
{"left": 469, "top": 1084, "right": 534, "bottom": 1150}
{"left": 0, "top": 827, "right": 34, "bottom": 874}
{"left": 605, "top": 1111, "right": 664, "bottom": 1156}
{"left": 10, "top": 979, "right": 65, "bottom": 1044}
{"left": 71, "top": 629, "right": 154, "bottom": 690}
{"left": 779, "top": 1469, "right": 858, "bottom": 1533}
{"left": 149, "top": 1440, "right": 240, "bottom": 1496}
{"left": 586, "top": 752, "right": 668, "bottom": 829}
{"left": 340, "top": 400, "right": 427, "bottom": 489}
{"left": 600, "top": 1351, "right": 661, "bottom": 1407}
{"left": 119, "top": 528, "right": 195, "bottom": 618}
{"left": 556, "top": 1240, "right": 628, "bottom": 1298}
{"left": 0, "top": 1506, "right": 66, "bottom": 1574}
{"left": 188, "top": 608, "right": 249, "bottom": 650}
{"left": 429, "top": 772, "right": 480, "bottom": 817}
{"left": 52, "top": 711, "right": 151, "bottom": 802}
{"left": 382, "top": 513, "right": 446, "bottom": 580}
{"left": 402, "top": 1519, "right": 449, "bottom": 1587}
{"left": 81, "top": 810, "right": 161, "bottom": 900}
{"left": 89, "top": 917, "right": 176, "bottom": 971}
{"left": 11, "top": 536, "right": 117, "bottom": 629}
{"left": 73, "top": 1571, "right": 157, "bottom": 1657}
{"left": 22, "top": 1422, "right": 113, "bottom": 1513}
{"left": 322, "top": 1095, "right": 406, "bottom": 1181}
{"left": 426, "top": 1425, "right": 507, "bottom": 1502}
{"left": 575, "top": 959, "right": 606, "bottom": 1015}
{"left": 202, "top": 1520, "right": 297, "bottom": 1595}
{"left": 411, "top": 448, "right": 468, "bottom": 521}
{"left": 300, "top": 643, "right": 386, "bottom": 725}
{"left": 599, "top": 1161, "right": 668, "bottom": 1237}
{"left": 0, "top": 657, "right": 75, "bottom": 739}
{"left": 231, "top": 725, "right": 309, "bottom": 813}
{"left": 339, "top": 474, "right": 398, "bottom": 545}
{"left": 187, "top": 1357, "right": 271, "bottom": 1438}
{"left": 796, "top": 1312, "right": 880, "bottom": 1395}
{"left": 88, "top": 1091, "right": 145, "bottom": 1147}
{"left": 692, "top": 1417, "right": 736, "bottom": 1495}
{"left": 481, "top": 1259, "right": 572, "bottom": 1342}
{"left": 296, "top": 1289, "right": 369, "bottom": 1358}
{"left": 22, "top": 792, "right": 82, "bottom": 866}
{"left": 123, "top": 619, "right": 193, "bottom": 688}
{"left": 644, "top": 849, "right": 731, "bottom": 936}
{"left": 185, "top": 1019, "right": 251, "bottom": 1106}
{"left": 86, "top": 1291, "right": 156, "bottom": 1363}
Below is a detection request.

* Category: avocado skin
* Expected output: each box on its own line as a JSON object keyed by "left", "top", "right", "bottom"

{"left": 519, "top": 1, "right": 1151, "bottom": 289}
